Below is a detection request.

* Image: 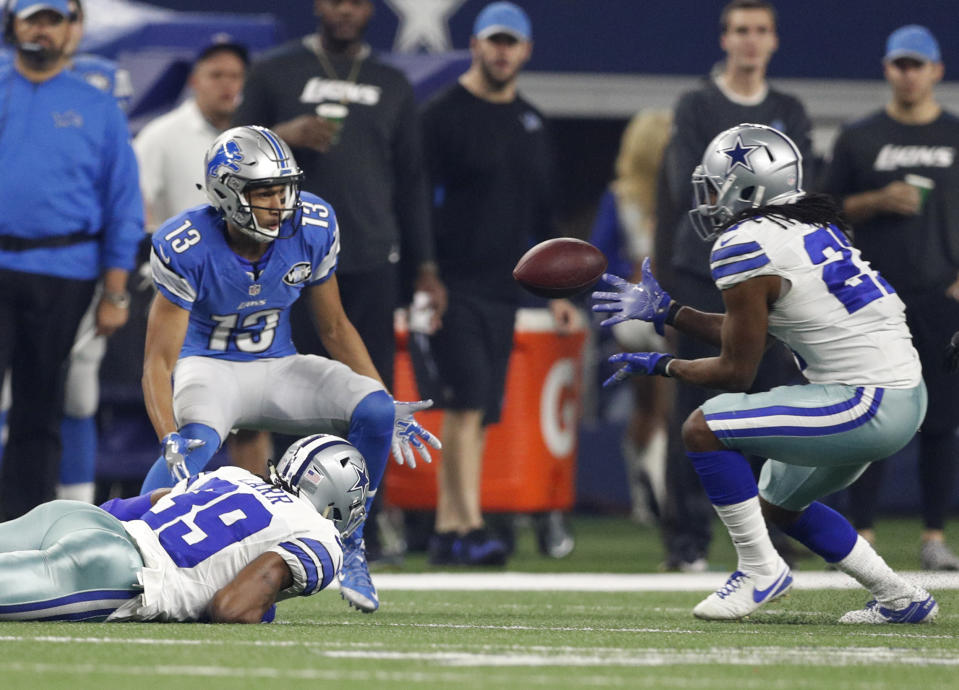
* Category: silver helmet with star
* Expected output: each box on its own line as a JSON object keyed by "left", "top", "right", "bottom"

{"left": 274, "top": 434, "right": 369, "bottom": 537}
{"left": 689, "top": 123, "right": 805, "bottom": 241}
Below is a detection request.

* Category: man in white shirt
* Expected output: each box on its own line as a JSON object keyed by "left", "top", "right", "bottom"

{"left": 133, "top": 36, "right": 272, "bottom": 478}
{"left": 134, "top": 36, "right": 248, "bottom": 230}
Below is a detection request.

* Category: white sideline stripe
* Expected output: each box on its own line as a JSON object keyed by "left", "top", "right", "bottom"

{"left": 367, "top": 571, "right": 959, "bottom": 592}
{"left": 2, "top": 644, "right": 958, "bottom": 673}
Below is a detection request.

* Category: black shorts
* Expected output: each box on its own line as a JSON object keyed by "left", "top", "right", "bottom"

{"left": 903, "top": 291, "right": 959, "bottom": 434}
{"left": 412, "top": 291, "right": 516, "bottom": 425}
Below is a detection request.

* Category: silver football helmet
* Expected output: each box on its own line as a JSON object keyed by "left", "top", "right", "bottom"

{"left": 275, "top": 434, "right": 369, "bottom": 537}
{"left": 204, "top": 125, "right": 305, "bottom": 243}
{"left": 689, "top": 123, "right": 805, "bottom": 241}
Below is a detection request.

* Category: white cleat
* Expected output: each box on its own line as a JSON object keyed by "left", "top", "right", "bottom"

{"left": 839, "top": 589, "right": 938, "bottom": 624}
{"left": 693, "top": 561, "right": 793, "bottom": 621}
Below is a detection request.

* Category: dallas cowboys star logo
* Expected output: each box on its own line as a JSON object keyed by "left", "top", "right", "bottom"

{"left": 722, "top": 135, "right": 759, "bottom": 174}
{"left": 385, "top": 0, "right": 467, "bottom": 53}
{"left": 350, "top": 462, "right": 369, "bottom": 494}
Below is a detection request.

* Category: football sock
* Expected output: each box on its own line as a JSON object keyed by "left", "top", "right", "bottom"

{"left": 688, "top": 450, "right": 780, "bottom": 576}
{"left": 58, "top": 415, "right": 97, "bottom": 503}
{"left": 139, "top": 423, "right": 220, "bottom": 494}
{"left": 347, "top": 391, "right": 394, "bottom": 543}
{"left": 780, "top": 501, "right": 857, "bottom": 563}
{"left": 836, "top": 535, "right": 916, "bottom": 606}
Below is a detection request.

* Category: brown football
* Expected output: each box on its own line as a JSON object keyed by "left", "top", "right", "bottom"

{"left": 513, "top": 238, "right": 608, "bottom": 299}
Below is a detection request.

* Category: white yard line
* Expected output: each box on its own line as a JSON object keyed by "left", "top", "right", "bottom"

{"left": 367, "top": 570, "right": 959, "bottom": 592}
{"left": 1, "top": 643, "right": 957, "bottom": 671}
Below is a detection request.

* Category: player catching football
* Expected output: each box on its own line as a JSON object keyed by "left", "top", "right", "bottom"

{"left": 592, "top": 123, "right": 937, "bottom": 625}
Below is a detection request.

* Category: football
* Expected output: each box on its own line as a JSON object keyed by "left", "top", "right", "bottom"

{"left": 513, "top": 238, "right": 608, "bottom": 299}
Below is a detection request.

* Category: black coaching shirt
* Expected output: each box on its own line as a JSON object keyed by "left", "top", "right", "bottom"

{"left": 820, "top": 110, "right": 959, "bottom": 295}
{"left": 421, "top": 83, "right": 555, "bottom": 303}
{"left": 662, "top": 78, "right": 813, "bottom": 294}
{"left": 233, "top": 40, "right": 432, "bottom": 276}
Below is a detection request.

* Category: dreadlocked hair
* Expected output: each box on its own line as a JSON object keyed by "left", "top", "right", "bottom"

{"left": 721, "top": 193, "right": 853, "bottom": 238}
{"left": 267, "top": 457, "right": 299, "bottom": 497}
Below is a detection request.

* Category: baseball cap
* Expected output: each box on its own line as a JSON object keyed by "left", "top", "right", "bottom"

{"left": 473, "top": 2, "right": 531, "bottom": 42}
{"left": 195, "top": 33, "right": 249, "bottom": 66}
{"left": 884, "top": 25, "right": 940, "bottom": 63}
{"left": 13, "top": 0, "right": 69, "bottom": 19}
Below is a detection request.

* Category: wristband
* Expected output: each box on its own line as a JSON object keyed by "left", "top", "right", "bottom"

{"left": 653, "top": 354, "right": 674, "bottom": 377}
{"left": 102, "top": 290, "right": 131, "bottom": 309}
{"left": 664, "top": 300, "right": 683, "bottom": 326}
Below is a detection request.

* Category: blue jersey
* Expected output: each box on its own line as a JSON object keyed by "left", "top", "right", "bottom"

{"left": 0, "top": 63, "right": 142, "bottom": 279}
{"left": 71, "top": 53, "right": 133, "bottom": 111}
{"left": 150, "top": 192, "right": 339, "bottom": 362}
{"left": 0, "top": 51, "right": 131, "bottom": 110}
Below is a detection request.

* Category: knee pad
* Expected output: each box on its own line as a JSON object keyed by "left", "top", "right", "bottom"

{"left": 349, "top": 390, "right": 394, "bottom": 439}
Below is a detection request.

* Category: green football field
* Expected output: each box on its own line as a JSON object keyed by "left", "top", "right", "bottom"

{"left": 2, "top": 516, "right": 957, "bottom": 690}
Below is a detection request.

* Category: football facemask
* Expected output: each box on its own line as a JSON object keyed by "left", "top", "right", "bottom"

{"left": 275, "top": 434, "right": 369, "bottom": 537}
{"left": 204, "top": 125, "right": 305, "bottom": 243}
{"left": 689, "top": 123, "right": 804, "bottom": 241}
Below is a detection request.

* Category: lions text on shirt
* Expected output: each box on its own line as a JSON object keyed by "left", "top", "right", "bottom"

{"left": 111, "top": 466, "right": 343, "bottom": 622}
{"left": 708, "top": 216, "right": 921, "bottom": 388}
{"left": 150, "top": 192, "right": 338, "bottom": 361}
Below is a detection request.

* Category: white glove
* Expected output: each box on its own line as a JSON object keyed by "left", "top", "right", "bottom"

{"left": 391, "top": 399, "right": 442, "bottom": 469}
{"left": 161, "top": 432, "right": 206, "bottom": 482}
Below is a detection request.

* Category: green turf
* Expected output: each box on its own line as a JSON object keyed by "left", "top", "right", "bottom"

{"left": 1, "top": 515, "right": 955, "bottom": 690}
{"left": 383, "top": 513, "right": 938, "bottom": 574}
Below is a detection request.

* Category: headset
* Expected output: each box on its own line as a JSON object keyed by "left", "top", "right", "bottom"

{"left": 3, "top": 0, "right": 77, "bottom": 47}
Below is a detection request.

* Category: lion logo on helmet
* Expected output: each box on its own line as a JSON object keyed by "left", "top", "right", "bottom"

{"left": 206, "top": 139, "right": 244, "bottom": 179}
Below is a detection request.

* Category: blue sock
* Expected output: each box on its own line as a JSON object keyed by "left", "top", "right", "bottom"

{"left": 687, "top": 450, "right": 758, "bottom": 505}
{"left": 346, "top": 390, "right": 394, "bottom": 541}
{"left": 139, "top": 423, "right": 221, "bottom": 494}
{"left": 60, "top": 415, "right": 97, "bottom": 485}
{"left": 781, "top": 501, "right": 858, "bottom": 563}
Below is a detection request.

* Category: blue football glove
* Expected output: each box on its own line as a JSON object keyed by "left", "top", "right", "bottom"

{"left": 603, "top": 352, "right": 674, "bottom": 387}
{"left": 392, "top": 399, "right": 442, "bottom": 469}
{"left": 161, "top": 432, "right": 206, "bottom": 482}
{"left": 591, "top": 257, "right": 677, "bottom": 335}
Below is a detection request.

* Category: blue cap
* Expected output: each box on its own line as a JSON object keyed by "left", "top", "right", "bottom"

{"left": 13, "top": 0, "right": 69, "bottom": 19}
{"left": 884, "top": 25, "right": 940, "bottom": 63}
{"left": 473, "top": 2, "right": 531, "bottom": 42}
{"left": 196, "top": 33, "right": 249, "bottom": 66}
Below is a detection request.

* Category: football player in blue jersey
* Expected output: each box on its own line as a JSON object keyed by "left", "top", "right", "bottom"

{"left": 593, "top": 123, "right": 937, "bottom": 624}
{"left": 140, "top": 124, "right": 439, "bottom": 614}
{"left": 0, "top": 434, "right": 368, "bottom": 623}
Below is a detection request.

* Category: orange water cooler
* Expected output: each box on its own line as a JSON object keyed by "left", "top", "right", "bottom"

{"left": 385, "top": 309, "right": 586, "bottom": 512}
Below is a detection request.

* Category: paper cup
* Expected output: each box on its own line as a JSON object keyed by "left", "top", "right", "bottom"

{"left": 904, "top": 173, "right": 935, "bottom": 209}
{"left": 316, "top": 102, "right": 348, "bottom": 144}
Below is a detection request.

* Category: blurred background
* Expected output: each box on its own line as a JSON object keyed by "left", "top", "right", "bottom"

{"left": 57, "top": 0, "right": 957, "bottom": 524}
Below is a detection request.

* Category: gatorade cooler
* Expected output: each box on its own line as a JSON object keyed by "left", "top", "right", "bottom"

{"left": 385, "top": 308, "right": 585, "bottom": 512}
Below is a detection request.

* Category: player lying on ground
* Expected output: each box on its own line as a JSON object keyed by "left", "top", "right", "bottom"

{"left": 593, "top": 123, "right": 937, "bottom": 624}
{"left": 0, "top": 434, "right": 367, "bottom": 623}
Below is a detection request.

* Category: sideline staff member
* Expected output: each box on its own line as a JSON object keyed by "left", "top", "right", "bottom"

{"left": 0, "top": 0, "right": 142, "bottom": 519}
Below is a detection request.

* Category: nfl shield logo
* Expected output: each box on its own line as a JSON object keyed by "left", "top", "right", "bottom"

{"left": 249, "top": 284, "right": 262, "bottom": 296}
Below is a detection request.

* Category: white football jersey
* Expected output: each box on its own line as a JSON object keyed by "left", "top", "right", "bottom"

{"left": 709, "top": 216, "right": 921, "bottom": 388}
{"left": 109, "top": 466, "right": 342, "bottom": 622}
